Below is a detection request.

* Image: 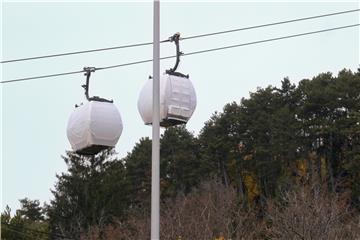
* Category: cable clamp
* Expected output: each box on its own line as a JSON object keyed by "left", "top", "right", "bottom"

{"left": 83, "top": 67, "right": 96, "bottom": 76}
{"left": 169, "top": 32, "right": 181, "bottom": 42}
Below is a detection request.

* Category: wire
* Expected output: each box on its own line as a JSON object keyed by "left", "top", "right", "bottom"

{"left": 2, "top": 225, "right": 39, "bottom": 239}
{"left": 0, "top": 39, "right": 170, "bottom": 64}
{"left": 1, "top": 70, "right": 86, "bottom": 84}
{"left": 181, "top": 24, "right": 360, "bottom": 57}
{"left": 1, "top": 23, "right": 359, "bottom": 84}
{"left": 1, "top": 8, "right": 358, "bottom": 64}
{"left": 95, "top": 55, "right": 175, "bottom": 71}
{"left": 180, "top": 8, "right": 360, "bottom": 40}
{"left": 2, "top": 221, "right": 72, "bottom": 239}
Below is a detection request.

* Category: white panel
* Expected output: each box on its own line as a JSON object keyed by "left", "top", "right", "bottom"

{"left": 67, "top": 101, "right": 123, "bottom": 152}
{"left": 89, "top": 101, "right": 123, "bottom": 146}
{"left": 166, "top": 74, "right": 196, "bottom": 120}
{"left": 137, "top": 76, "right": 167, "bottom": 124}
{"left": 66, "top": 103, "right": 91, "bottom": 151}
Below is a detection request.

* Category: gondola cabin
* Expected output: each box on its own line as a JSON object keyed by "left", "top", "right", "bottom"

{"left": 67, "top": 100, "right": 123, "bottom": 155}
{"left": 137, "top": 73, "right": 197, "bottom": 127}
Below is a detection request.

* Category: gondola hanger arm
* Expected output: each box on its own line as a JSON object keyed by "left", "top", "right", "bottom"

{"left": 166, "top": 33, "right": 189, "bottom": 78}
{"left": 82, "top": 67, "right": 113, "bottom": 103}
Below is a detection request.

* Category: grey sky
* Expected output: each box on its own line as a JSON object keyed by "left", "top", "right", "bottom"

{"left": 1, "top": 1, "right": 359, "bottom": 211}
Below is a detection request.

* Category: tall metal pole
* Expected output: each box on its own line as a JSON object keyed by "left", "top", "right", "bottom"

{"left": 151, "top": 0, "right": 160, "bottom": 239}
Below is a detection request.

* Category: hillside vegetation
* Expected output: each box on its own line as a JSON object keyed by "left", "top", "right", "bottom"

{"left": 2, "top": 69, "right": 360, "bottom": 239}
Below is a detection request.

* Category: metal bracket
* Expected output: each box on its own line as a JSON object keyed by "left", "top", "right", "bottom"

{"left": 82, "top": 67, "right": 113, "bottom": 103}
{"left": 165, "top": 33, "right": 189, "bottom": 79}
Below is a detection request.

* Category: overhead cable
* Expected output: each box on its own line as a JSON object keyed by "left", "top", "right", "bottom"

{"left": 1, "top": 221, "right": 72, "bottom": 239}
{"left": 1, "top": 70, "right": 86, "bottom": 83}
{"left": 93, "top": 23, "right": 360, "bottom": 71}
{"left": 3, "top": 226, "right": 37, "bottom": 239}
{"left": 181, "top": 24, "right": 360, "bottom": 57}
{"left": 0, "top": 40, "right": 170, "bottom": 64}
{"left": 1, "top": 8, "right": 358, "bottom": 64}
{"left": 181, "top": 8, "right": 360, "bottom": 40}
{"left": 1, "top": 23, "right": 359, "bottom": 84}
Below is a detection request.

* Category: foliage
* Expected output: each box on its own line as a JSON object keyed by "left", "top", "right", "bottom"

{"left": 1, "top": 202, "right": 49, "bottom": 240}
{"left": 47, "top": 149, "right": 129, "bottom": 239}
{"left": 198, "top": 69, "right": 360, "bottom": 204}
{"left": 160, "top": 126, "right": 205, "bottom": 197}
{"left": 85, "top": 180, "right": 359, "bottom": 240}
{"left": 3, "top": 69, "right": 360, "bottom": 239}
{"left": 266, "top": 182, "right": 359, "bottom": 239}
{"left": 123, "top": 137, "right": 152, "bottom": 211}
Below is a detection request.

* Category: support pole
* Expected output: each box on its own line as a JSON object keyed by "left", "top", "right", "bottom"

{"left": 151, "top": 0, "right": 160, "bottom": 239}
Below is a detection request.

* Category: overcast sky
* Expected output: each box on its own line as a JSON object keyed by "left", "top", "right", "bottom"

{"left": 1, "top": 1, "right": 359, "bottom": 211}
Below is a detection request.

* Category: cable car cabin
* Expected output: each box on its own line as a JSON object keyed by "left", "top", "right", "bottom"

{"left": 67, "top": 100, "right": 123, "bottom": 155}
{"left": 138, "top": 73, "right": 197, "bottom": 127}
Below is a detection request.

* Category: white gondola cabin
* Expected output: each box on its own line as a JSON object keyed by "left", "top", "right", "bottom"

{"left": 67, "top": 67, "right": 123, "bottom": 155}
{"left": 137, "top": 73, "right": 197, "bottom": 127}
{"left": 67, "top": 101, "right": 123, "bottom": 155}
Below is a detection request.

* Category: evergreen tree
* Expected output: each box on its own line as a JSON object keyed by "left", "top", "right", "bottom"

{"left": 124, "top": 137, "right": 152, "bottom": 211}
{"left": 48, "top": 149, "right": 128, "bottom": 239}
{"left": 17, "top": 198, "right": 44, "bottom": 221}
{"left": 160, "top": 126, "right": 204, "bottom": 197}
{"left": 1, "top": 202, "right": 49, "bottom": 240}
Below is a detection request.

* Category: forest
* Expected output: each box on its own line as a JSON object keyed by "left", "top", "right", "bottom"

{"left": 2, "top": 69, "right": 360, "bottom": 239}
